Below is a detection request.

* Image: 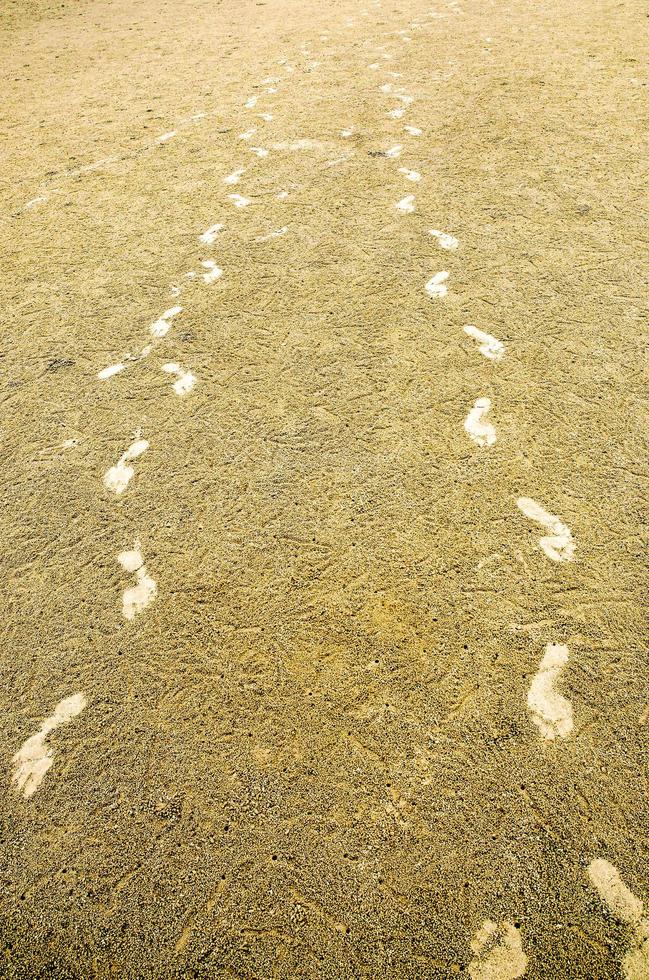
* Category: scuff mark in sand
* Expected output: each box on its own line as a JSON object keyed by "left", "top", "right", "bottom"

{"left": 103, "top": 437, "right": 149, "bottom": 495}
{"left": 588, "top": 859, "right": 649, "bottom": 980}
{"left": 404, "top": 125, "right": 423, "bottom": 135}
{"left": 151, "top": 305, "right": 182, "bottom": 338}
{"left": 464, "top": 397, "right": 496, "bottom": 447}
{"left": 117, "top": 542, "right": 157, "bottom": 619}
{"left": 527, "top": 643, "right": 573, "bottom": 739}
{"left": 398, "top": 167, "right": 421, "bottom": 181}
{"left": 388, "top": 106, "right": 406, "bottom": 119}
{"left": 516, "top": 497, "right": 575, "bottom": 562}
{"left": 200, "top": 223, "right": 224, "bottom": 245}
{"left": 256, "top": 226, "right": 288, "bottom": 242}
{"left": 162, "top": 362, "right": 196, "bottom": 396}
{"left": 272, "top": 139, "right": 326, "bottom": 151}
{"left": 386, "top": 144, "right": 403, "bottom": 158}
{"left": 244, "top": 96, "right": 258, "bottom": 108}
{"left": 430, "top": 228, "right": 459, "bottom": 250}
{"left": 425, "top": 271, "right": 449, "bottom": 298}
{"left": 396, "top": 195, "right": 416, "bottom": 213}
{"left": 157, "top": 131, "right": 176, "bottom": 144}
{"left": 239, "top": 128, "right": 257, "bottom": 140}
{"left": 463, "top": 325, "right": 505, "bottom": 361}
{"left": 250, "top": 146, "right": 269, "bottom": 158}
{"left": 469, "top": 920, "right": 527, "bottom": 980}
{"left": 201, "top": 260, "right": 223, "bottom": 284}
{"left": 12, "top": 694, "right": 87, "bottom": 798}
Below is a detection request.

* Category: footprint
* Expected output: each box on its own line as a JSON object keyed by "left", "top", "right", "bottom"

{"left": 157, "top": 131, "right": 176, "bottom": 144}
{"left": 341, "top": 129, "right": 354, "bottom": 137}
{"left": 469, "top": 920, "right": 527, "bottom": 980}
{"left": 258, "top": 112, "right": 273, "bottom": 122}
{"left": 228, "top": 194, "right": 252, "bottom": 208}
{"left": 430, "top": 228, "right": 459, "bottom": 250}
{"left": 151, "top": 305, "right": 182, "bottom": 338}
{"left": 527, "top": 643, "right": 573, "bottom": 739}
{"left": 98, "top": 362, "right": 126, "bottom": 380}
{"left": 250, "top": 146, "right": 269, "bottom": 157}
{"left": 223, "top": 169, "right": 245, "bottom": 185}
{"left": 395, "top": 93, "right": 414, "bottom": 105}
{"left": 398, "top": 167, "right": 421, "bottom": 181}
{"left": 425, "top": 271, "right": 449, "bottom": 298}
{"left": 388, "top": 107, "right": 406, "bottom": 119}
{"left": 12, "top": 693, "right": 87, "bottom": 798}
{"left": 464, "top": 397, "right": 496, "bottom": 447}
{"left": 117, "top": 542, "right": 157, "bottom": 619}
{"left": 404, "top": 125, "right": 423, "bottom": 135}
{"left": 103, "top": 437, "right": 149, "bottom": 494}
{"left": 516, "top": 498, "right": 575, "bottom": 562}
{"left": 396, "top": 195, "right": 416, "bottom": 213}
{"left": 386, "top": 144, "right": 403, "bottom": 158}
{"left": 201, "top": 260, "right": 223, "bottom": 284}
{"left": 200, "top": 223, "right": 224, "bottom": 244}
{"left": 588, "top": 860, "right": 649, "bottom": 980}
{"left": 239, "top": 128, "right": 257, "bottom": 140}
{"left": 244, "top": 95, "right": 258, "bottom": 108}
{"left": 463, "top": 325, "right": 505, "bottom": 361}
{"left": 162, "top": 362, "right": 196, "bottom": 395}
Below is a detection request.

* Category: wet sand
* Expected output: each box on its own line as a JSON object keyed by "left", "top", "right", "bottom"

{"left": 1, "top": 0, "right": 647, "bottom": 976}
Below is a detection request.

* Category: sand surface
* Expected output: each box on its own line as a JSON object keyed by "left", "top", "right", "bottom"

{"left": 1, "top": 0, "right": 647, "bottom": 976}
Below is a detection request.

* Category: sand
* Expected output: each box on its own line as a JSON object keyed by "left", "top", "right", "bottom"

{"left": 0, "top": 0, "right": 647, "bottom": 976}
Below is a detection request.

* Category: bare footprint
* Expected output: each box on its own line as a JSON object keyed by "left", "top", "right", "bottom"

{"left": 396, "top": 195, "right": 416, "bottom": 213}
{"left": 117, "top": 542, "right": 157, "bottom": 619}
{"left": 200, "top": 223, "right": 224, "bottom": 244}
{"left": 469, "top": 920, "right": 527, "bottom": 979}
{"left": 12, "top": 693, "right": 87, "bottom": 798}
{"left": 516, "top": 497, "right": 575, "bottom": 562}
{"left": 103, "top": 437, "right": 149, "bottom": 494}
{"left": 228, "top": 193, "right": 252, "bottom": 208}
{"left": 398, "top": 167, "right": 421, "bottom": 181}
{"left": 464, "top": 397, "right": 496, "bottom": 447}
{"left": 464, "top": 325, "right": 505, "bottom": 361}
{"left": 430, "top": 228, "right": 459, "bottom": 250}
{"left": 223, "top": 169, "right": 245, "bottom": 185}
{"left": 162, "top": 362, "right": 196, "bottom": 395}
{"left": 588, "top": 859, "right": 649, "bottom": 980}
{"left": 201, "top": 260, "right": 223, "bottom": 284}
{"left": 151, "top": 305, "right": 182, "bottom": 338}
{"left": 425, "top": 271, "right": 449, "bottom": 298}
{"left": 527, "top": 643, "right": 573, "bottom": 739}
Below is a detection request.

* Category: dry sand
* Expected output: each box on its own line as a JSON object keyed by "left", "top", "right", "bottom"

{"left": 0, "top": 0, "right": 647, "bottom": 976}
